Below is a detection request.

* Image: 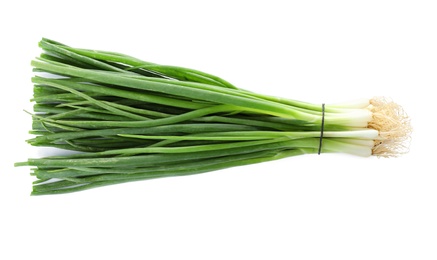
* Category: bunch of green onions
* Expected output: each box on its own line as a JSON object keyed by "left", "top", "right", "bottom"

{"left": 15, "top": 38, "right": 411, "bottom": 195}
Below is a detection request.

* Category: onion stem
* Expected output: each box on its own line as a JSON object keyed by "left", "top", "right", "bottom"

{"left": 15, "top": 38, "right": 412, "bottom": 195}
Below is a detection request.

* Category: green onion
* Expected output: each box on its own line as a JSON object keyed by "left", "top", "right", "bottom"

{"left": 15, "top": 38, "right": 412, "bottom": 195}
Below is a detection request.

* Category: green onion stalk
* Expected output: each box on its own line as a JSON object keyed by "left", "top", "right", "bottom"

{"left": 15, "top": 38, "right": 412, "bottom": 195}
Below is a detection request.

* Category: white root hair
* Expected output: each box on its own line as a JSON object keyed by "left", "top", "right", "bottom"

{"left": 367, "top": 97, "right": 412, "bottom": 157}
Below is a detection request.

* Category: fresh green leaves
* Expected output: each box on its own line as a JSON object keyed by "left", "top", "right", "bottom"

{"left": 17, "top": 38, "right": 377, "bottom": 195}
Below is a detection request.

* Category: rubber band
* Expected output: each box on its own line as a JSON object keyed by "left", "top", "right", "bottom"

{"left": 318, "top": 103, "right": 325, "bottom": 155}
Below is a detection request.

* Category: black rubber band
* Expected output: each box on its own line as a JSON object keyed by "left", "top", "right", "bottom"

{"left": 318, "top": 103, "right": 325, "bottom": 155}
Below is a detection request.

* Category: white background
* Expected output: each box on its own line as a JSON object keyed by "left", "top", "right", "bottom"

{"left": 1, "top": 0, "right": 436, "bottom": 259}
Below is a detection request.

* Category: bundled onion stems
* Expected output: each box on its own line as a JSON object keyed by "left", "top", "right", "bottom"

{"left": 15, "top": 38, "right": 412, "bottom": 195}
